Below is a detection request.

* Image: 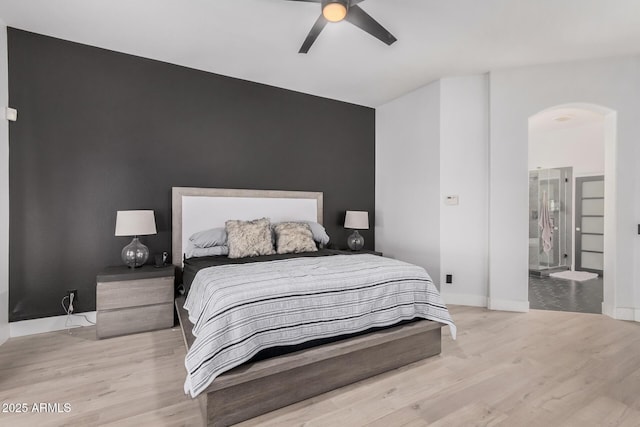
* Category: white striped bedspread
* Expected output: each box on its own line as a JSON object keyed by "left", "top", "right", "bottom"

{"left": 183, "top": 254, "right": 456, "bottom": 398}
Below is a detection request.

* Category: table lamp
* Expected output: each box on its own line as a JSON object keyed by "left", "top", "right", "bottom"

{"left": 115, "top": 210, "right": 157, "bottom": 268}
{"left": 344, "top": 210, "right": 369, "bottom": 251}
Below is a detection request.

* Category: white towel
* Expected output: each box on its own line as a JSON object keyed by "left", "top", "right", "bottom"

{"left": 539, "top": 191, "right": 553, "bottom": 253}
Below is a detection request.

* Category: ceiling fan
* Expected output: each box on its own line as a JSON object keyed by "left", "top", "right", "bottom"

{"left": 287, "top": 0, "right": 397, "bottom": 54}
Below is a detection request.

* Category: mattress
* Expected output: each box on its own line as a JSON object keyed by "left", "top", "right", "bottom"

{"left": 182, "top": 252, "right": 456, "bottom": 397}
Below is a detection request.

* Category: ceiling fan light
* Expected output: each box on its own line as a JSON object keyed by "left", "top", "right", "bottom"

{"left": 323, "top": 1, "right": 348, "bottom": 22}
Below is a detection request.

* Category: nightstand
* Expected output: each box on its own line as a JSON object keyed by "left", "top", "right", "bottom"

{"left": 356, "top": 249, "right": 383, "bottom": 256}
{"left": 96, "top": 265, "right": 175, "bottom": 339}
{"left": 338, "top": 249, "right": 382, "bottom": 256}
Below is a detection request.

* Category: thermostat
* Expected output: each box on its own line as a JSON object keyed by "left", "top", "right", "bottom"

{"left": 445, "top": 195, "right": 459, "bottom": 206}
{"left": 5, "top": 107, "right": 17, "bottom": 122}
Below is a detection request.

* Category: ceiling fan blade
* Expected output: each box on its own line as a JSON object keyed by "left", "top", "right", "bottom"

{"left": 345, "top": 4, "right": 397, "bottom": 46}
{"left": 299, "top": 14, "right": 328, "bottom": 54}
{"left": 284, "top": 0, "right": 321, "bottom": 2}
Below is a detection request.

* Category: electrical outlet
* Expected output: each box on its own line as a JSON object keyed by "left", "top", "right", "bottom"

{"left": 67, "top": 290, "right": 78, "bottom": 312}
{"left": 445, "top": 274, "right": 453, "bottom": 284}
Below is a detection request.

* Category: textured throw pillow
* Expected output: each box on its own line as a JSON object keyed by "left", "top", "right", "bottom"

{"left": 271, "top": 221, "right": 331, "bottom": 246}
{"left": 273, "top": 222, "right": 318, "bottom": 254}
{"left": 189, "top": 227, "right": 227, "bottom": 248}
{"left": 225, "top": 218, "right": 275, "bottom": 259}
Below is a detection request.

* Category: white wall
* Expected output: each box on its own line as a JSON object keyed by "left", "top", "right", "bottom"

{"left": 439, "top": 76, "right": 489, "bottom": 306}
{"left": 490, "top": 56, "right": 640, "bottom": 316}
{"left": 0, "top": 22, "right": 9, "bottom": 345}
{"left": 529, "top": 121, "right": 605, "bottom": 175}
{"left": 376, "top": 75, "right": 490, "bottom": 300}
{"left": 376, "top": 81, "right": 441, "bottom": 284}
{"left": 377, "top": 57, "right": 640, "bottom": 318}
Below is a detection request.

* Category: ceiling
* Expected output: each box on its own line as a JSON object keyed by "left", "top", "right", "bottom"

{"left": 1, "top": 0, "right": 640, "bottom": 107}
{"left": 529, "top": 107, "right": 605, "bottom": 133}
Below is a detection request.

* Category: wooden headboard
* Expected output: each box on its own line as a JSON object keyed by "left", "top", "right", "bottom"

{"left": 171, "top": 187, "right": 323, "bottom": 266}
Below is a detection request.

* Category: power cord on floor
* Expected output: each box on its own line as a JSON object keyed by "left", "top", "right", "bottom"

{"left": 61, "top": 295, "right": 96, "bottom": 329}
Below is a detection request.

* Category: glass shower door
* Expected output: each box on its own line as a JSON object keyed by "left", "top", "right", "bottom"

{"left": 529, "top": 167, "right": 573, "bottom": 273}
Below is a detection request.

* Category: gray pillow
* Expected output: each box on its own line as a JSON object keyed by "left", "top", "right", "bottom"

{"left": 273, "top": 222, "right": 318, "bottom": 255}
{"left": 226, "top": 218, "right": 276, "bottom": 259}
{"left": 189, "top": 227, "right": 227, "bottom": 248}
{"left": 304, "top": 221, "right": 331, "bottom": 245}
{"left": 185, "top": 242, "right": 229, "bottom": 259}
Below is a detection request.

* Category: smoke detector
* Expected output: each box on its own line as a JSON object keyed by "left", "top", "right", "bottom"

{"left": 552, "top": 114, "right": 573, "bottom": 122}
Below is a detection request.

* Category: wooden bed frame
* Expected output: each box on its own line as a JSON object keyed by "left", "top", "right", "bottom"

{"left": 176, "top": 297, "right": 444, "bottom": 426}
{"left": 172, "top": 187, "right": 445, "bottom": 427}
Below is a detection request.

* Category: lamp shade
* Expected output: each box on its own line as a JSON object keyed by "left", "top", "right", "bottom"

{"left": 115, "top": 210, "right": 157, "bottom": 236}
{"left": 344, "top": 210, "right": 369, "bottom": 230}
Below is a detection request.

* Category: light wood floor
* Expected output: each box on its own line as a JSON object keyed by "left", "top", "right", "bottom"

{"left": 1, "top": 306, "right": 639, "bottom": 426}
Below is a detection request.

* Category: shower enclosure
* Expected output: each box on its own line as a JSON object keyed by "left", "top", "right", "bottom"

{"left": 529, "top": 167, "right": 573, "bottom": 274}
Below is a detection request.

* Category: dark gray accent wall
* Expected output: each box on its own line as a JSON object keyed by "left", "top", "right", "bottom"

{"left": 8, "top": 28, "right": 375, "bottom": 321}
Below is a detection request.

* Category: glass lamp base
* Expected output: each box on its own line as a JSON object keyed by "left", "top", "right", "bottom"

{"left": 347, "top": 230, "right": 365, "bottom": 251}
{"left": 121, "top": 237, "right": 149, "bottom": 268}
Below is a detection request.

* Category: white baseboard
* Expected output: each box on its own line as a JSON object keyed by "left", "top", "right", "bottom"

{"left": 0, "top": 323, "right": 7, "bottom": 345}
{"left": 487, "top": 298, "right": 529, "bottom": 313}
{"left": 612, "top": 307, "right": 640, "bottom": 322}
{"left": 602, "top": 302, "right": 615, "bottom": 318}
{"left": 614, "top": 308, "right": 633, "bottom": 321}
{"left": 10, "top": 311, "right": 96, "bottom": 338}
{"left": 441, "top": 292, "right": 488, "bottom": 307}
{"left": 601, "top": 302, "right": 640, "bottom": 321}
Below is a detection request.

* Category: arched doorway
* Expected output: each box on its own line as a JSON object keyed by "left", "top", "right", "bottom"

{"left": 527, "top": 103, "right": 616, "bottom": 315}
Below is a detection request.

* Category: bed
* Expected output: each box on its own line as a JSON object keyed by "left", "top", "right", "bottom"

{"left": 172, "top": 187, "right": 455, "bottom": 427}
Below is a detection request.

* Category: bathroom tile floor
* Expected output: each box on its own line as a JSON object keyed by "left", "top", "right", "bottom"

{"left": 528, "top": 274, "right": 603, "bottom": 314}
